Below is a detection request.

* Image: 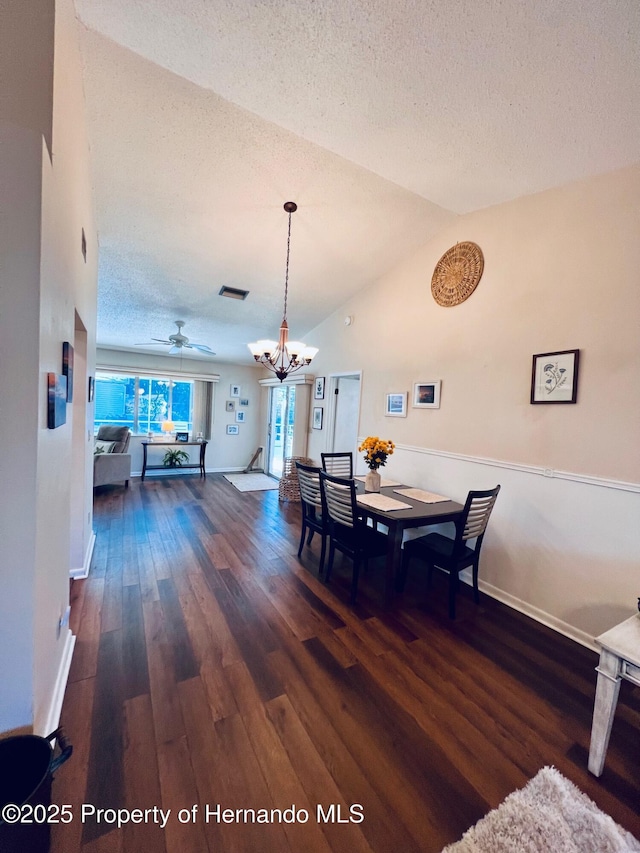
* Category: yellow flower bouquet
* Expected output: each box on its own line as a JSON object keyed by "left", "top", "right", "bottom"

{"left": 358, "top": 436, "right": 395, "bottom": 471}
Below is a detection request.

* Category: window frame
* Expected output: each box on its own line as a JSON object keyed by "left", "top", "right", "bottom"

{"left": 94, "top": 370, "right": 195, "bottom": 436}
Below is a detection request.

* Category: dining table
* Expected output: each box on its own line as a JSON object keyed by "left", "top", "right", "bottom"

{"left": 354, "top": 477, "right": 465, "bottom": 606}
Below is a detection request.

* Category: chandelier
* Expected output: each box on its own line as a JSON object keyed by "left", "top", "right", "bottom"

{"left": 248, "top": 202, "right": 318, "bottom": 382}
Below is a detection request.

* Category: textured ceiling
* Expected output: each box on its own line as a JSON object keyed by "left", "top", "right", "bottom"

{"left": 75, "top": 0, "right": 640, "bottom": 364}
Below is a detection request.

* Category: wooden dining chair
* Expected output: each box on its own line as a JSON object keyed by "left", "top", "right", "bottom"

{"left": 319, "top": 471, "right": 387, "bottom": 604}
{"left": 398, "top": 485, "right": 501, "bottom": 618}
{"left": 321, "top": 452, "right": 353, "bottom": 479}
{"left": 295, "top": 461, "right": 328, "bottom": 576}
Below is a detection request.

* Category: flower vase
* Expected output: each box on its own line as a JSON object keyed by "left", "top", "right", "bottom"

{"left": 365, "top": 469, "right": 381, "bottom": 492}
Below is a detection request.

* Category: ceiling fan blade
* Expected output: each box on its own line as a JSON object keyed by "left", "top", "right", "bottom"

{"left": 135, "top": 341, "right": 171, "bottom": 346}
{"left": 188, "top": 343, "right": 215, "bottom": 354}
{"left": 168, "top": 345, "right": 182, "bottom": 354}
{"left": 151, "top": 338, "right": 172, "bottom": 343}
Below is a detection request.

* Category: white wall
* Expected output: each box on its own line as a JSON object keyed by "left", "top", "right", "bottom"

{"left": 0, "top": 0, "right": 97, "bottom": 734}
{"left": 304, "top": 163, "right": 640, "bottom": 644}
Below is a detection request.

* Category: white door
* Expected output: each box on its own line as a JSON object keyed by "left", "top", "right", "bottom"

{"left": 331, "top": 374, "right": 361, "bottom": 467}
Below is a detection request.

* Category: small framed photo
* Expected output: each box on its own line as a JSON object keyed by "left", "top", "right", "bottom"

{"left": 314, "top": 377, "right": 325, "bottom": 400}
{"left": 312, "top": 407, "right": 323, "bottom": 429}
{"left": 62, "top": 341, "right": 74, "bottom": 402}
{"left": 175, "top": 432, "right": 189, "bottom": 442}
{"left": 230, "top": 384, "right": 241, "bottom": 397}
{"left": 235, "top": 411, "right": 246, "bottom": 423}
{"left": 386, "top": 392, "right": 408, "bottom": 417}
{"left": 226, "top": 424, "right": 239, "bottom": 435}
{"left": 413, "top": 381, "right": 441, "bottom": 409}
{"left": 88, "top": 376, "right": 95, "bottom": 403}
{"left": 239, "top": 398, "right": 249, "bottom": 407}
{"left": 225, "top": 400, "right": 235, "bottom": 412}
{"left": 531, "top": 349, "right": 580, "bottom": 404}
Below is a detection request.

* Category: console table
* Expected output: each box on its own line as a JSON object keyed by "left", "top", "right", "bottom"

{"left": 588, "top": 614, "right": 640, "bottom": 776}
{"left": 141, "top": 440, "right": 208, "bottom": 481}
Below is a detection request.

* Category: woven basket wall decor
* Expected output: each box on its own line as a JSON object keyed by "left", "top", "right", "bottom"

{"left": 431, "top": 241, "right": 484, "bottom": 307}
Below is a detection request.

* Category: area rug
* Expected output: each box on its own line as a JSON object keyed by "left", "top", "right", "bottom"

{"left": 223, "top": 473, "right": 279, "bottom": 492}
{"left": 442, "top": 766, "right": 640, "bottom": 853}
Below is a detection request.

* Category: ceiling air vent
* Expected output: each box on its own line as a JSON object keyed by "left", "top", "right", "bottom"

{"left": 219, "top": 286, "right": 249, "bottom": 300}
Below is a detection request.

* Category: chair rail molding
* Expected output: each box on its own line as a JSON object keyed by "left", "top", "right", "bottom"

{"left": 381, "top": 442, "right": 640, "bottom": 494}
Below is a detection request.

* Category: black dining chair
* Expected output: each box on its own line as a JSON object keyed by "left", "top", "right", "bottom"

{"left": 319, "top": 471, "right": 388, "bottom": 604}
{"left": 321, "top": 452, "right": 353, "bottom": 479}
{"left": 398, "top": 485, "right": 501, "bottom": 619}
{"left": 295, "top": 461, "right": 328, "bottom": 576}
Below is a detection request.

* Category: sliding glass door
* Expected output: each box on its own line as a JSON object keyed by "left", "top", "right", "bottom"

{"left": 267, "top": 385, "right": 296, "bottom": 478}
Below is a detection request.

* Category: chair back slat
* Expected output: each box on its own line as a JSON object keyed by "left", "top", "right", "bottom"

{"left": 461, "top": 488, "right": 500, "bottom": 542}
{"left": 296, "top": 463, "right": 322, "bottom": 509}
{"left": 321, "top": 452, "right": 353, "bottom": 479}
{"left": 320, "top": 471, "right": 356, "bottom": 529}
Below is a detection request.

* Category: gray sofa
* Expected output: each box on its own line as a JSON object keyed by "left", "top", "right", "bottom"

{"left": 93, "top": 426, "right": 132, "bottom": 488}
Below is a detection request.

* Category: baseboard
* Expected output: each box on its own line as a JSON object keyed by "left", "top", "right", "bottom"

{"left": 70, "top": 530, "right": 96, "bottom": 580}
{"left": 39, "top": 629, "right": 76, "bottom": 737}
{"left": 477, "top": 578, "right": 598, "bottom": 652}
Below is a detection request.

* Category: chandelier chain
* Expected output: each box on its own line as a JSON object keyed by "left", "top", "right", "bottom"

{"left": 282, "top": 209, "right": 292, "bottom": 320}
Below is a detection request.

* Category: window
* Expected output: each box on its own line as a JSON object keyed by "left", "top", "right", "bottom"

{"left": 95, "top": 372, "right": 196, "bottom": 435}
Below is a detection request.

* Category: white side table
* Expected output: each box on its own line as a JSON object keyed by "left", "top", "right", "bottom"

{"left": 588, "top": 614, "right": 640, "bottom": 776}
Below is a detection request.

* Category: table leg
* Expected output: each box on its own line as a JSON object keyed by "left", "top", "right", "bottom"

{"left": 588, "top": 648, "right": 622, "bottom": 776}
{"left": 141, "top": 443, "right": 148, "bottom": 482}
{"left": 383, "top": 523, "right": 403, "bottom": 607}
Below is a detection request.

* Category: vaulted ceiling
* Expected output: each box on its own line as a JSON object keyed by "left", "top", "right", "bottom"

{"left": 76, "top": 0, "right": 640, "bottom": 364}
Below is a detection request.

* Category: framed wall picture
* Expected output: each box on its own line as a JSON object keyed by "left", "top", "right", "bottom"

{"left": 385, "top": 392, "right": 407, "bottom": 417}
{"left": 230, "top": 384, "right": 241, "bottom": 397}
{"left": 226, "top": 424, "right": 239, "bottom": 435}
{"left": 413, "top": 381, "right": 441, "bottom": 409}
{"left": 175, "top": 432, "right": 189, "bottom": 442}
{"left": 48, "top": 373, "right": 67, "bottom": 429}
{"left": 239, "top": 398, "right": 249, "bottom": 406}
{"left": 314, "top": 377, "right": 325, "bottom": 400}
{"left": 531, "top": 349, "right": 580, "bottom": 404}
{"left": 235, "top": 411, "right": 246, "bottom": 423}
{"left": 62, "top": 341, "right": 74, "bottom": 402}
{"left": 312, "top": 407, "right": 323, "bottom": 429}
{"left": 225, "top": 400, "right": 235, "bottom": 412}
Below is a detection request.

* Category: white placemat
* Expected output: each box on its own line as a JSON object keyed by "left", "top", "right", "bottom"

{"left": 357, "top": 493, "right": 413, "bottom": 511}
{"left": 393, "top": 488, "right": 451, "bottom": 503}
{"left": 355, "top": 476, "right": 403, "bottom": 487}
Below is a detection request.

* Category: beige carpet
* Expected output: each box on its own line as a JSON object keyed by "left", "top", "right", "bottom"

{"left": 443, "top": 767, "right": 640, "bottom": 853}
{"left": 223, "top": 473, "right": 279, "bottom": 492}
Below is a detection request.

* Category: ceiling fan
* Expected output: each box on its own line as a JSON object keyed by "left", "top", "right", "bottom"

{"left": 135, "top": 320, "right": 215, "bottom": 355}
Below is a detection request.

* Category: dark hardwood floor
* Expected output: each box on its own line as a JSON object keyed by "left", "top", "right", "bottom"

{"left": 51, "top": 474, "right": 640, "bottom": 852}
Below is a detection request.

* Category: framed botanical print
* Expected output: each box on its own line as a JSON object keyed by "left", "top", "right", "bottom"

{"left": 531, "top": 350, "right": 579, "bottom": 404}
